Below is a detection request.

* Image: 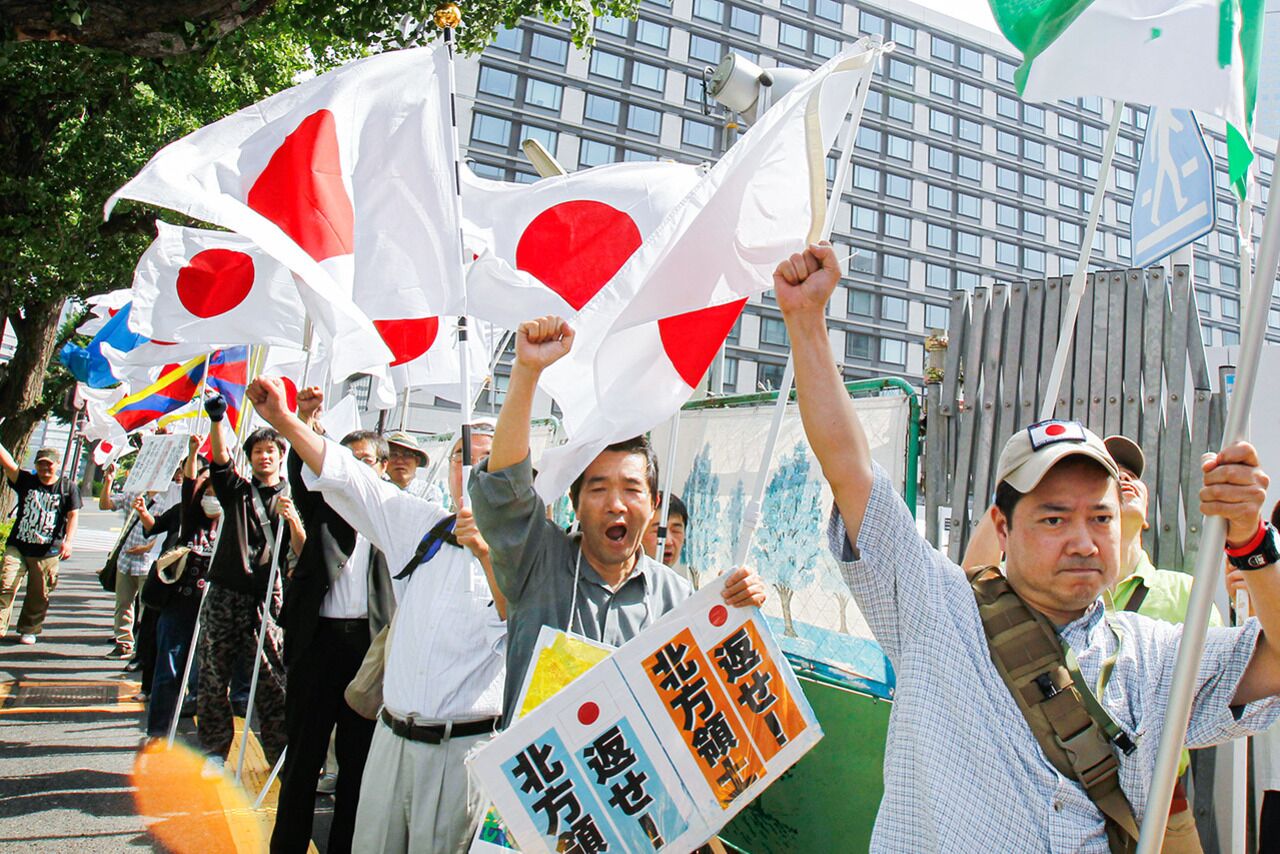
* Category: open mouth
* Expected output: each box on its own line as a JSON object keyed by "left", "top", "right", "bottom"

{"left": 606, "top": 524, "right": 627, "bottom": 543}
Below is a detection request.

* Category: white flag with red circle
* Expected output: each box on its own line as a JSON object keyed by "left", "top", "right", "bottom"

{"left": 105, "top": 46, "right": 464, "bottom": 381}
{"left": 372, "top": 315, "right": 497, "bottom": 404}
{"left": 461, "top": 161, "right": 701, "bottom": 330}
{"left": 128, "top": 221, "right": 305, "bottom": 348}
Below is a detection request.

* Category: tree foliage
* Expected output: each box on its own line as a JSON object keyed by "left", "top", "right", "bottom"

{"left": 680, "top": 442, "right": 721, "bottom": 590}
{"left": 753, "top": 442, "right": 824, "bottom": 637}
{"left": 0, "top": 0, "right": 636, "bottom": 458}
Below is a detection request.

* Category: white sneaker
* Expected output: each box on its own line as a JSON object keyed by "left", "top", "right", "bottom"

{"left": 18, "top": 634, "right": 36, "bottom": 645}
{"left": 316, "top": 772, "right": 338, "bottom": 794}
{"left": 200, "top": 755, "right": 227, "bottom": 780}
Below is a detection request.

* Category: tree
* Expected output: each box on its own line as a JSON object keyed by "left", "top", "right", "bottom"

{"left": 0, "top": 0, "right": 637, "bottom": 460}
{"left": 680, "top": 442, "right": 721, "bottom": 590}
{"left": 722, "top": 476, "right": 746, "bottom": 571}
{"left": 752, "top": 441, "right": 824, "bottom": 638}
{"left": 818, "top": 554, "right": 853, "bottom": 634}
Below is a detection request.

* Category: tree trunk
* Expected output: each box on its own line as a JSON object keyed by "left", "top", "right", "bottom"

{"left": 0, "top": 300, "right": 66, "bottom": 463}
{"left": 836, "top": 593, "right": 850, "bottom": 634}
{"left": 777, "top": 586, "right": 796, "bottom": 637}
{"left": 688, "top": 565, "right": 701, "bottom": 590}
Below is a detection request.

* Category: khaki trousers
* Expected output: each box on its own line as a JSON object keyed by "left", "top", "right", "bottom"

{"left": 351, "top": 719, "right": 488, "bottom": 854}
{"left": 112, "top": 571, "right": 145, "bottom": 649}
{"left": 0, "top": 546, "right": 59, "bottom": 636}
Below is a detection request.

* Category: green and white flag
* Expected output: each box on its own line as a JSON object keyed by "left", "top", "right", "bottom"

{"left": 989, "top": 0, "right": 1264, "bottom": 198}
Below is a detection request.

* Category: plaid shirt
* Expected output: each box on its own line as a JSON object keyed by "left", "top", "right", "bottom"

{"left": 831, "top": 464, "right": 1280, "bottom": 852}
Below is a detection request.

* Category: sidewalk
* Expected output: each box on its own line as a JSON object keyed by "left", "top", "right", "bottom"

{"left": 0, "top": 507, "right": 307, "bottom": 853}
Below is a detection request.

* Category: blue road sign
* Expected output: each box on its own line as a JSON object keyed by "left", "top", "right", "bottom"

{"left": 1131, "top": 107, "right": 1216, "bottom": 269}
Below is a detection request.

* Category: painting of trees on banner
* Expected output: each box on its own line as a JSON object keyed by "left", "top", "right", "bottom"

{"left": 651, "top": 396, "right": 912, "bottom": 699}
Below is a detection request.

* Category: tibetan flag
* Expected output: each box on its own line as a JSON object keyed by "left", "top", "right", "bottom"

{"left": 206, "top": 347, "right": 249, "bottom": 431}
{"left": 108, "top": 355, "right": 207, "bottom": 432}
{"left": 988, "top": 0, "right": 1264, "bottom": 198}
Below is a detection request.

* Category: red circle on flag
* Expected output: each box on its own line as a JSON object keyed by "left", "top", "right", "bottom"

{"left": 100, "top": 441, "right": 113, "bottom": 453}
{"left": 1045, "top": 423, "right": 1066, "bottom": 437}
{"left": 709, "top": 605, "right": 728, "bottom": 627}
{"left": 176, "top": 249, "right": 256, "bottom": 318}
{"left": 373, "top": 317, "right": 440, "bottom": 367}
{"left": 516, "top": 201, "right": 642, "bottom": 311}
{"left": 658, "top": 299, "right": 749, "bottom": 388}
{"left": 577, "top": 702, "right": 600, "bottom": 726}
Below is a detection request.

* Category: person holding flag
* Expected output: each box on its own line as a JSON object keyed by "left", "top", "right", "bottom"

{"left": 196, "top": 393, "right": 305, "bottom": 772}
{"left": 775, "top": 241, "right": 1280, "bottom": 852}
{"left": 469, "top": 314, "right": 768, "bottom": 730}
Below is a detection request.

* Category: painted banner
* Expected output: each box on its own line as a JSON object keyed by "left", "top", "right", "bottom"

{"left": 467, "top": 575, "right": 822, "bottom": 853}
{"left": 123, "top": 433, "right": 187, "bottom": 494}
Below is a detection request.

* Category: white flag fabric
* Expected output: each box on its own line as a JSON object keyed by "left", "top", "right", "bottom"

{"left": 105, "top": 46, "right": 465, "bottom": 379}
{"left": 100, "top": 339, "right": 212, "bottom": 391}
{"left": 78, "top": 385, "right": 133, "bottom": 466}
{"left": 462, "top": 161, "right": 701, "bottom": 329}
{"left": 76, "top": 290, "right": 131, "bottom": 336}
{"left": 377, "top": 315, "right": 497, "bottom": 404}
{"left": 531, "top": 44, "right": 878, "bottom": 499}
{"left": 129, "top": 221, "right": 305, "bottom": 348}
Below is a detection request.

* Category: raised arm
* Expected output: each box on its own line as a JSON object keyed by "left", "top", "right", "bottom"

{"left": 99, "top": 464, "right": 119, "bottom": 510}
{"left": 205, "top": 394, "right": 232, "bottom": 466}
{"left": 489, "top": 316, "right": 574, "bottom": 473}
{"left": 0, "top": 438, "right": 19, "bottom": 484}
{"left": 776, "top": 244, "right": 875, "bottom": 545}
{"left": 183, "top": 433, "right": 205, "bottom": 479}
{"left": 244, "top": 377, "right": 326, "bottom": 476}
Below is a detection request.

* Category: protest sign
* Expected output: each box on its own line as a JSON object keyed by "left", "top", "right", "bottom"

{"left": 123, "top": 433, "right": 186, "bottom": 494}
{"left": 467, "top": 575, "right": 822, "bottom": 853}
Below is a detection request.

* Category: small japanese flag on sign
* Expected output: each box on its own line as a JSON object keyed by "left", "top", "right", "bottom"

{"left": 1026, "top": 419, "right": 1088, "bottom": 450}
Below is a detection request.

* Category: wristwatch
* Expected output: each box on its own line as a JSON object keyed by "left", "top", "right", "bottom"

{"left": 1225, "top": 522, "right": 1280, "bottom": 571}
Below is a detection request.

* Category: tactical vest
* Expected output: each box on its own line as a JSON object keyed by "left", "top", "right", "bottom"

{"left": 969, "top": 566, "right": 1139, "bottom": 854}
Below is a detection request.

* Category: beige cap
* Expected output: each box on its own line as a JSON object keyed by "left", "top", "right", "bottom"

{"left": 384, "top": 431, "right": 428, "bottom": 465}
{"left": 996, "top": 420, "right": 1120, "bottom": 493}
{"left": 1103, "top": 435, "right": 1145, "bottom": 478}
{"left": 34, "top": 447, "right": 60, "bottom": 464}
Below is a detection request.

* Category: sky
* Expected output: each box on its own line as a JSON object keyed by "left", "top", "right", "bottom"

{"left": 913, "top": 0, "right": 1000, "bottom": 34}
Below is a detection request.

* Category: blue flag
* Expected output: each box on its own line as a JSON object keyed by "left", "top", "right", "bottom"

{"left": 59, "top": 302, "right": 148, "bottom": 388}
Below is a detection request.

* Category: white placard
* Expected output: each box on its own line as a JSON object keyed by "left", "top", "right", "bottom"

{"left": 123, "top": 433, "right": 186, "bottom": 494}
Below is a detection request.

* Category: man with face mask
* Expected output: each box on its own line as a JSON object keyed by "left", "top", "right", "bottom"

{"left": 471, "top": 315, "right": 768, "bottom": 730}
{"left": 272, "top": 388, "right": 398, "bottom": 854}
{"left": 244, "top": 377, "right": 506, "bottom": 854}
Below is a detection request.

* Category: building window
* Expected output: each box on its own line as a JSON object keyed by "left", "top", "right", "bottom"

{"left": 996, "top": 58, "right": 1017, "bottom": 83}
{"left": 884, "top": 212, "right": 910, "bottom": 240}
{"left": 927, "top": 184, "right": 951, "bottom": 211}
{"left": 689, "top": 34, "right": 721, "bottom": 64}
{"left": 758, "top": 362, "right": 785, "bottom": 390}
{"left": 956, "top": 231, "right": 980, "bottom": 257}
{"left": 926, "top": 263, "right": 951, "bottom": 290}
{"left": 957, "top": 193, "right": 981, "bottom": 219}
{"left": 848, "top": 289, "right": 874, "bottom": 316}
{"left": 579, "top": 139, "right": 616, "bottom": 167}
{"left": 856, "top": 126, "right": 882, "bottom": 152}
{"left": 525, "top": 78, "right": 563, "bottom": 111}
{"left": 851, "top": 204, "right": 876, "bottom": 232}
{"left": 595, "top": 15, "right": 629, "bottom": 36}
{"left": 957, "top": 270, "right": 980, "bottom": 290}
{"left": 849, "top": 246, "right": 876, "bottom": 275}
{"left": 584, "top": 94, "right": 620, "bottom": 125}
{"left": 815, "top": 0, "right": 843, "bottom": 22}
{"left": 886, "top": 134, "right": 913, "bottom": 161}
{"left": 853, "top": 164, "right": 878, "bottom": 191}
{"left": 590, "top": 50, "right": 625, "bottom": 81}
{"left": 884, "top": 173, "right": 912, "bottom": 200}
{"left": 530, "top": 33, "right": 569, "bottom": 65}
{"left": 891, "top": 22, "right": 916, "bottom": 50}
{"left": 730, "top": 6, "right": 762, "bottom": 35}
{"left": 996, "top": 240, "right": 1019, "bottom": 266}
{"left": 685, "top": 77, "right": 706, "bottom": 103}
{"left": 958, "top": 46, "right": 983, "bottom": 72}
{"left": 471, "top": 113, "right": 511, "bottom": 145}
{"left": 925, "top": 303, "right": 950, "bottom": 330}
{"left": 635, "top": 19, "right": 670, "bottom": 48}
{"left": 882, "top": 295, "right": 908, "bottom": 323}
{"left": 996, "top": 203, "right": 1018, "bottom": 229}
{"left": 883, "top": 254, "right": 909, "bottom": 281}
{"left": 521, "top": 124, "right": 557, "bottom": 152}
{"left": 887, "top": 95, "right": 914, "bottom": 123}
{"left": 860, "top": 10, "right": 884, "bottom": 35}
{"left": 1024, "top": 104, "right": 1045, "bottom": 128}
{"left": 1024, "top": 211, "right": 1045, "bottom": 236}
{"left": 682, "top": 119, "right": 716, "bottom": 149}
{"left": 881, "top": 338, "right": 907, "bottom": 364}
{"left": 493, "top": 27, "right": 522, "bottom": 52}
{"left": 958, "top": 118, "right": 982, "bottom": 145}
{"left": 927, "top": 223, "right": 952, "bottom": 250}
{"left": 887, "top": 58, "right": 915, "bottom": 86}
{"left": 958, "top": 82, "right": 982, "bottom": 108}
{"left": 996, "top": 94, "right": 1019, "bottom": 120}
{"left": 996, "top": 167, "right": 1019, "bottom": 192}
{"left": 632, "top": 61, "right": 666, "bottom": 91}
{"left": 778, "top": 22, "right": 806, "bottom": 50}
{"left": 930, "top": 72, "right": 955, "bottom": 99}
{"left": 957, "top": 155, "right": 981, "bottom": 182}
{"left": 846, "top": 332, "right": 874, "bottom": 360}
{"left": 928, "top": 146, "right": 953, "bottom": 173}
{"left": 931, "top": 36, "right": 955, "bottom": 62}
{"left": 1059, "top": 220, "right": 1082, "bottom": 245}
{"left": 813, "top": 33, "right": 840, "bottom": 59}
{"left": 692, "top": 0, "right": 725, "bottom": 23}
{"left": 722, "top": 356, "right": 738, "bottom": 392}
{"left": 996, "top": 130, "right": 1019, "bottom": 156}
{"left": 1025, "top": 247, "right": 1045, "bottom": 272}
{"left": 760, "top": 316, "right": 789, "bottom": 345}
{"left": 478, "top": 66, "right": 517, "bottom": 99}
{"left": 1058, "top": 115, "right": 1078, "bottom": 139}
{"left": 929, "top": 109, "right": 954, "bottom": 135}
{"left": 627, "top": 105, "right": 662, "bottom": 135}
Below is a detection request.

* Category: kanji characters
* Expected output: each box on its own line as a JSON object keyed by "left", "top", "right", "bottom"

{"left": 584, "top": 726, "right": 636, "bottom": 784}
{"left": 607, "top": 769, "right": 655, "bottom": 816}
{"left": 737, "top": 668, "right": 778, "bottom": 714}
{"left": 713, "top": 627, "right": 762, "bottom": 684}
{"left": 558, "top": 813, "right": 609, "bottom": 854}
{"left": 692, "top": 710, "right": 739, "bottom": 766}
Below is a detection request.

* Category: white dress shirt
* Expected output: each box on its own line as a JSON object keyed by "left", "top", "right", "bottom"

{"left": 303, "top": 437, "right": 505, "bottom": 722}
{"left": 319, "top": 532, "right": 370, "bottom": 619}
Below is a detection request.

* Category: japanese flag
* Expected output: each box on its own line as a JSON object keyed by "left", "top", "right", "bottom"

{"left": 461, "top": 161, "right": 701, "bottom": 329}
{"left": 128, "top": 222, "right": 305, "bottom": 349}
{"left": 105, "top": 46, "right": 464, "bottom": 380}
{"left": 78, "top": 385, "right": 133, "bottom": 466}
{"left": 76, "top": 290, "right": 131, "bottom": 337}
{"left": 93, "top": 437, "right": 133, "bottom": 468}
{"left": 374, "top": 315, "right": 498, "bottom": 404}
{"left": 532, "top": 43, "right": 879, "bottom": 498}
{"left": 534, "top": 299, "right": 746, "bottom": 500}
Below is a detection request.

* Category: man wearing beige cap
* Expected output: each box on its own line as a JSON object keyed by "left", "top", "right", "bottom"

{"left": 383, "top": 430, "right": 431, "bottom": 498}
{"left": 0, "top": 444, "right": 81, "bottom": 644}
{"left": 775, "top": 242, "right": 1280, "bottom": 852}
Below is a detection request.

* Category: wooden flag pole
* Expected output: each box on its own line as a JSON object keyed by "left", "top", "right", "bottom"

{"left": 656, "top": 410, "right": 682, "bottom": 562}
{"left": 1038, "top": 101, "right": 1124, "bottom": 420}
{"left": 733, "top": 43, "right": 880, "bottom": 569}
{"left": 1137, "top": 136, "right": 1280, "bottom": 852}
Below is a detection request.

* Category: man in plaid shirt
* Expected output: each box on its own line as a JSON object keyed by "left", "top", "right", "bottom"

{"left": 775, "top": 243, "right": 1280, "bottom": 852}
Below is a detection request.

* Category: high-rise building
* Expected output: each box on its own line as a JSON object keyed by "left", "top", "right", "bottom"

{"left": 1255, "top": 0, "right": 1280, "bottom": 142}
{"left": 450, "top": 0, "right": 1276, "bottom": 405}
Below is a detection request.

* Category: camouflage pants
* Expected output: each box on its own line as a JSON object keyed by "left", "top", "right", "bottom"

{"left": 197, "top": 583, "right": 287, "bottom": 765}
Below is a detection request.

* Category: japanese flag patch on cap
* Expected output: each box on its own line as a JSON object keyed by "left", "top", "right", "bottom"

{"left": 1026, "top": 419, "right": 1088, "bottom": 450}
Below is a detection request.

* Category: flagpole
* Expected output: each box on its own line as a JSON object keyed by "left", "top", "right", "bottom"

{"left": 236, "top": 514, "right": 287, "bottom": 785}
{"left": 1137, "top": 136, "right": 1280, "bottom": 853}
{"left": 656, "top": 410, "right": 682, "bottom": 561}
{"left": 439, "top": 5, "right": 474, "bottom": 503}
{"left": 733, "top": 43, "right": 881, "bottom": 569}
{"left": 1038, "top": 100, "right": 1124, "bottom": 420}
{"left": 194, "top": 353, "right": 211, "bottom": 438}
{"left": 400, "top": 385, "right": 413, "bottom": 431}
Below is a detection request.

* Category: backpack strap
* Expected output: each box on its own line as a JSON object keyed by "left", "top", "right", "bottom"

{"left": 969, "top": 566, "right": 1140, "bottom": 854}
{"left": 394, "top": 514, "right": 458, "bottom": 581}
{"left": 1122, "top": 580, "right": 1149, "bottom": 614}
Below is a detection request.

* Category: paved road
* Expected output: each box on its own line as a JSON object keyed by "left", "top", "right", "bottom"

{"left": 0, "top": 506, "right": 333, "bottom": 853}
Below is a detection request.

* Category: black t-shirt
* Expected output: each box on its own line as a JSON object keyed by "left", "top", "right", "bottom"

{"left": 9, "top": 470, "right": 82, "bottom": 557}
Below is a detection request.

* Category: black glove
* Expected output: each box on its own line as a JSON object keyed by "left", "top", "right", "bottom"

{"left": 204, "top": 393, "right": 228, "bottom": 423}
